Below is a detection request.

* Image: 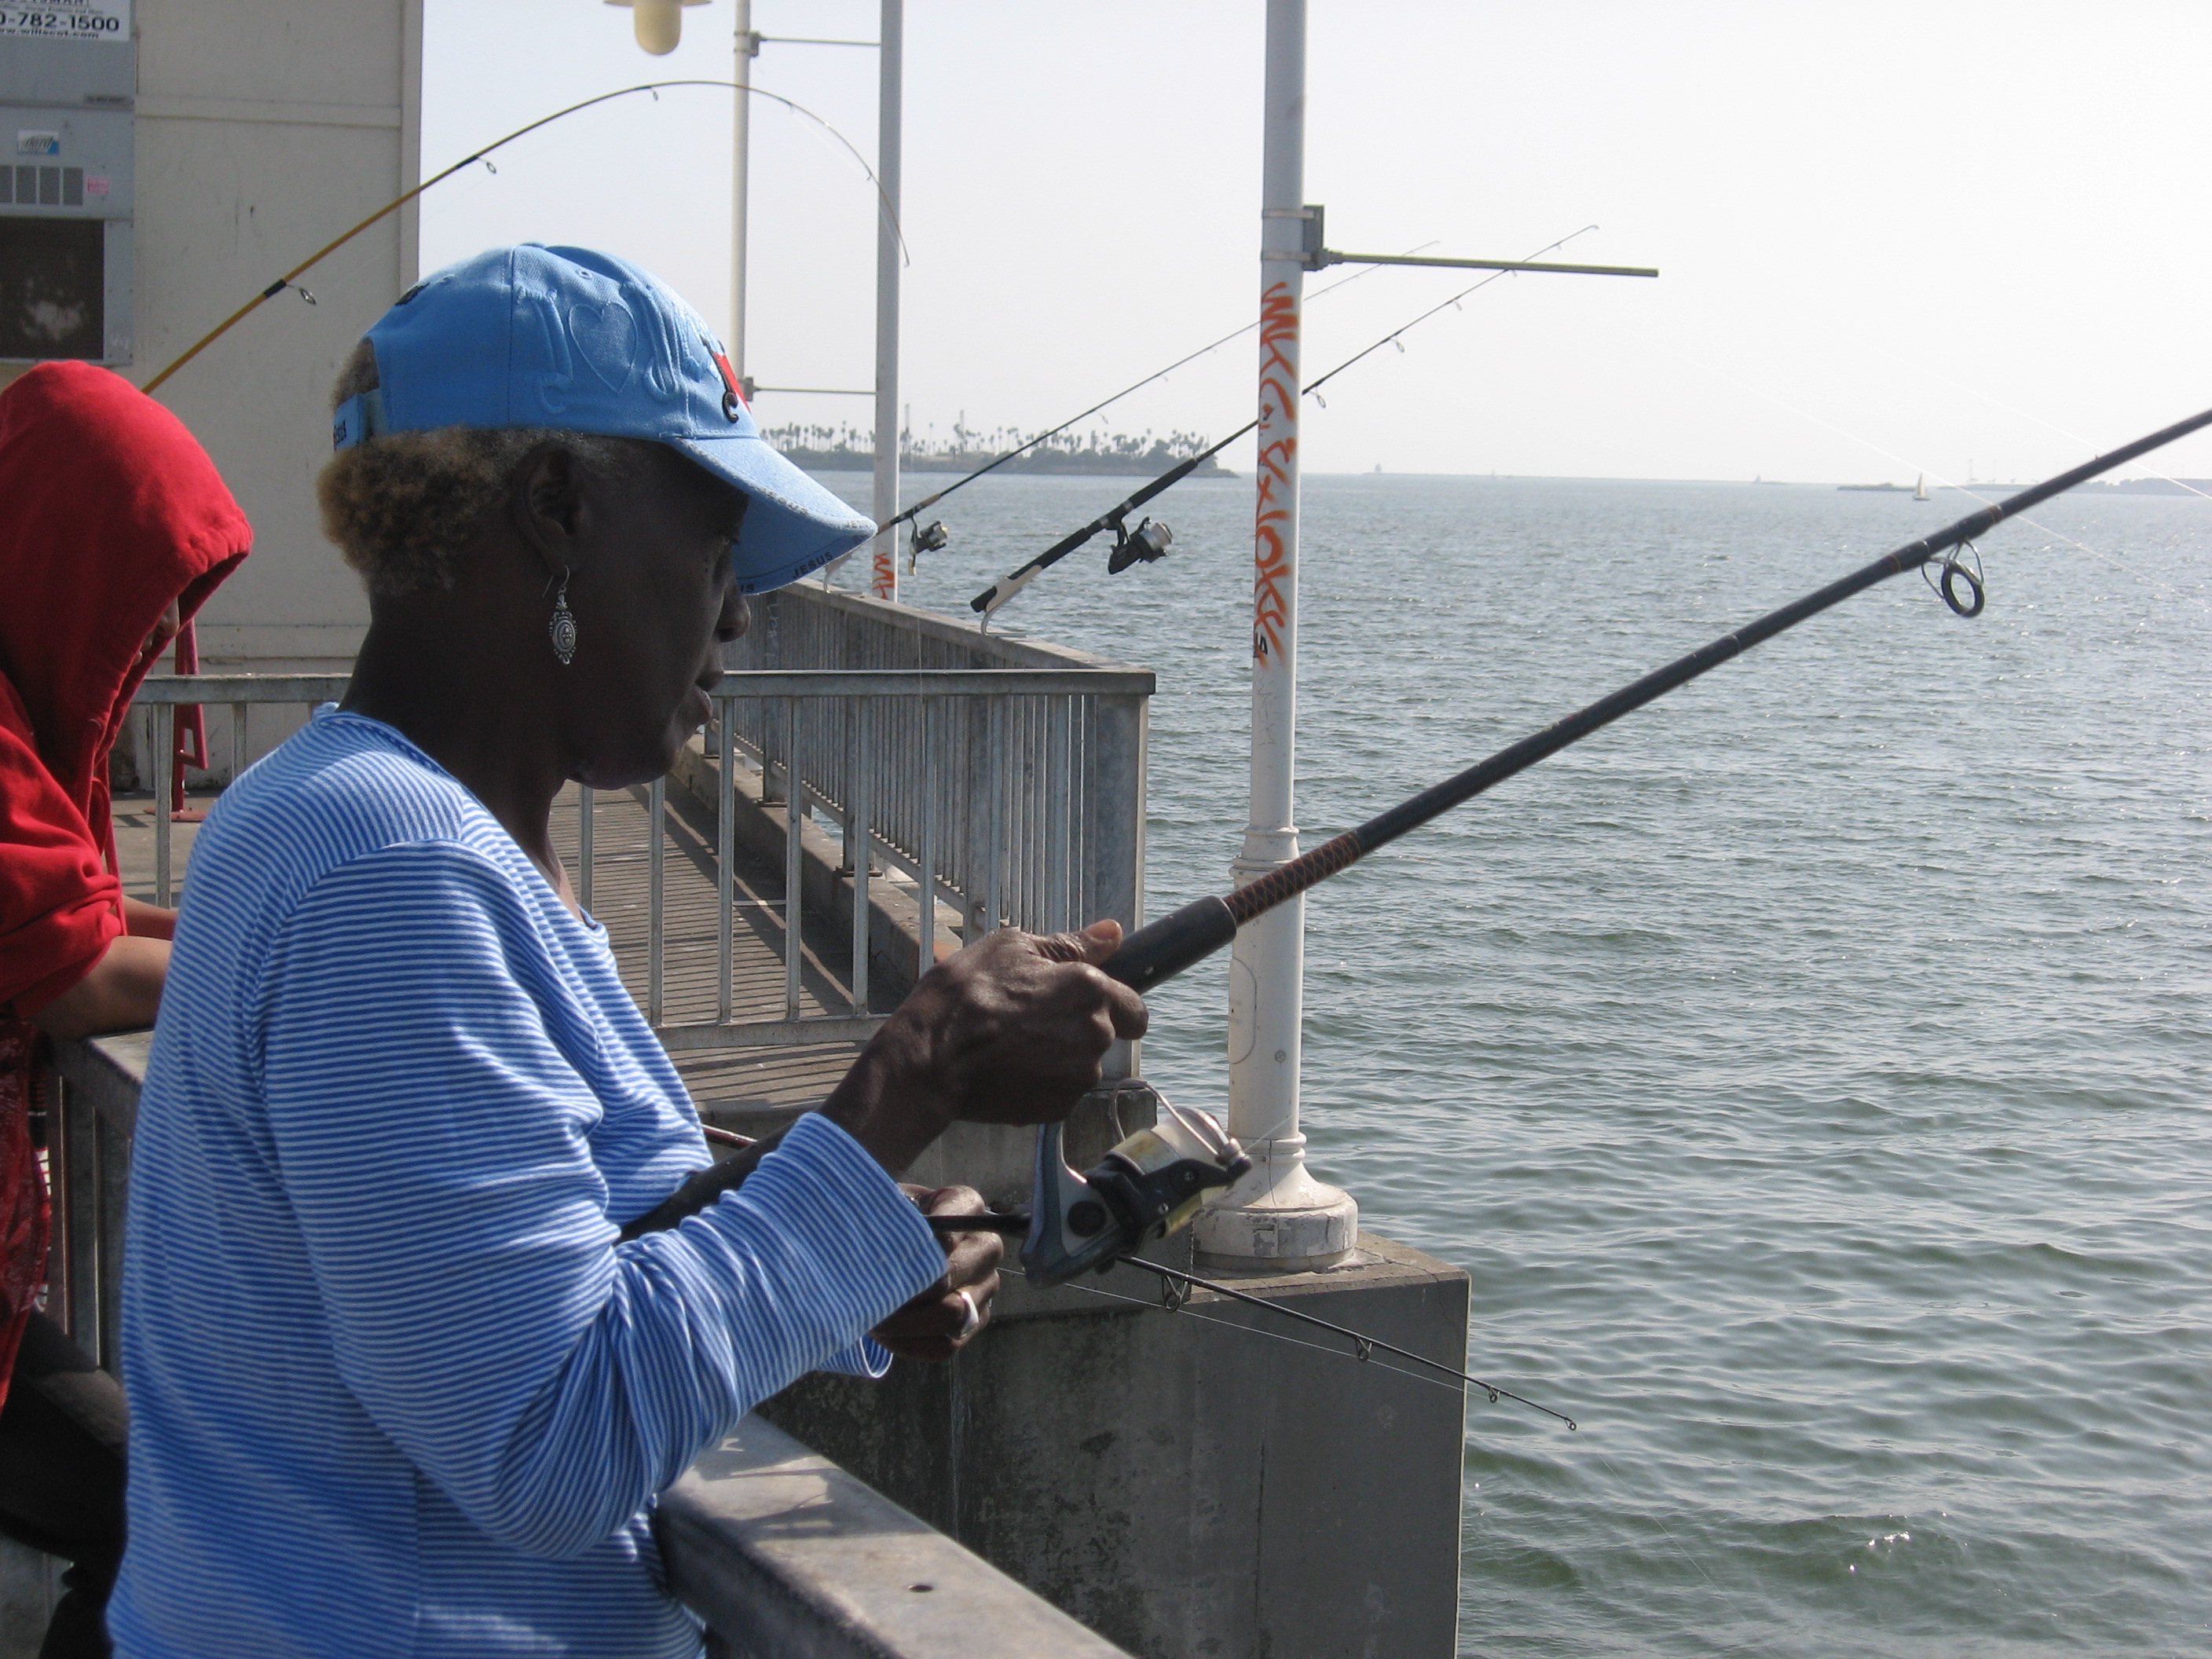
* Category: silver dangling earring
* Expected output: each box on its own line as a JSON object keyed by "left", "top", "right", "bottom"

{"left": 547, "top": 568, "right": 577, "bottom": 665}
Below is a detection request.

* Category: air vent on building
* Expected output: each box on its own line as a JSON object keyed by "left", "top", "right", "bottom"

{"left": 0, "top": 167, "right": 84, "bottom": 207}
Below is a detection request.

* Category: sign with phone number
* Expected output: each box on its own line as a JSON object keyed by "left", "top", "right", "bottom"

{"left": 0, "top": 0, "right": 129, "bottom": 42}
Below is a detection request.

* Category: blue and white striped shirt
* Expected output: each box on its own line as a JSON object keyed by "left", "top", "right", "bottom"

{"left": 111, "top": 709, "right": 947, "bottom": 1658}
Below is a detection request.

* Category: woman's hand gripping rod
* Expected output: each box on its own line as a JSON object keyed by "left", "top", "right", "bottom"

{"left": 1098, "top": 405, "right": 2212, "bottom": 998}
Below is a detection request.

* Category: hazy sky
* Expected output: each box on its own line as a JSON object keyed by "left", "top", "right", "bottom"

{"left": 420, "top": 2, "right": 2212, "bottom": 483}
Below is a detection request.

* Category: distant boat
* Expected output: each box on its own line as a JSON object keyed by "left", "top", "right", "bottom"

{"left": 1914, "top": 474, "right": 1930, "bottom": 501}
{"left": 1837, "top": 481, "right": 1910, "bottom": 493}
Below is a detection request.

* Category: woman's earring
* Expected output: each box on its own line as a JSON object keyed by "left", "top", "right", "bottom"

{"left": 548, "top": 569, "right": 578, "bottom": 665}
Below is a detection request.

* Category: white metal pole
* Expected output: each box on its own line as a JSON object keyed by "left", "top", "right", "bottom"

{"left": 1193, "top": 0, "right": 1357, "bottom": 1271}
{"left": 869, "top": 0, "right": 903, "bottom": 601}
{"left": 730, "top": 0, "right": 756, "bottom": 384}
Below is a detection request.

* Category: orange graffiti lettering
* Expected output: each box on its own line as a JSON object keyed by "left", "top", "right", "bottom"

{"left": 1251, "top": 281, "right": 1299, "bottom": 661}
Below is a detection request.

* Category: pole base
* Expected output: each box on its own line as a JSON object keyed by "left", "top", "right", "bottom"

{"left": 1192, "top": 1158, "right": 1358, "bottom": 1273}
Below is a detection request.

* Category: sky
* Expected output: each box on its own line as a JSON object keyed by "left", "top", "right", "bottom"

{"left": 419, "top": 2, "right": 2212, "bottom": 484}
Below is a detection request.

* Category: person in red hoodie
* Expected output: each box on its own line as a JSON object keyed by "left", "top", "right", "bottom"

{"left": 0, "top": 361, "right": 250, "bottom": 1657}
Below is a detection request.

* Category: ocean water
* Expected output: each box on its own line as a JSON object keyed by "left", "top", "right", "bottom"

{"left": 822, "top": 469, "right": 2211, "bottom": 1657}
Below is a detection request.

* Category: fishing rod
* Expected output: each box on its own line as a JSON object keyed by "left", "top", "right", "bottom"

{"left": 690, "top": 1122, "right": 1576, "bottom": 1427}
{"left": 1113, "top": 1258, "right": 1576, "bottom": 1429}
{"left": 876, "top": 234, "right": 1471, "bottom": 544}
{"left": 141, "top": 80, "right": 889, "bottom": 397}
{"left": 1094, "top": 403, "right": 2212, "bottom": 995}
{"left": 966, "top": 227, "right": 1638, "bottom": 618}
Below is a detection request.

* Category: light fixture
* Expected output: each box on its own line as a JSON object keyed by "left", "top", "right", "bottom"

{"left": 603, "top": 0, "right": 709, "bottom": 57}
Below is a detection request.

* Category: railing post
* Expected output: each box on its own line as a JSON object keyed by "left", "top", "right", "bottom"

{"left": 63, "top": 1075, "right": 99, "bottom": 1347}
{"left": 648, "top": 777, "right": 666, "bottom": 1026}
{"left": 96, "top": 1108, "right": 129, "bottom": 1371}
{"left": 848, "top": 702, "right": 870, "bottom": 1015}
{"left": 1090, "top": 690, "right": 1148, "bottom": 1082}
{"left": 917, "top": 697, "right": 936, "bottom": 972}
{"left": 46, "top": 1075, "right": 74, "bottom": 1347}
{"left": 1046, "top": 697, "right": 1071, "bottom": 934}
{"left": 152, "top": 704, "right": 174, "bottom": 907}
{"left": 784, "top": 699, "right": 803, "bottom": 1022}
{"left": 577, "top": 786, "right": 595, "bottom": 913}
{"left": 983, "top": 698, "right": 1005, "bottom": 940}
{"left": 717, "top": 706, "right": 736, "bottom": 1024}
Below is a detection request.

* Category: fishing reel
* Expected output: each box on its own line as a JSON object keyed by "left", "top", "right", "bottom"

{"left": 1021, "top": 1094, "right": 1250, "bottom": 1287}
{"left": 906, "top": 518, "right": 949, "bottom": 575}
{"left": 1106, "top": 515, "right": 1174, "bottom": 575}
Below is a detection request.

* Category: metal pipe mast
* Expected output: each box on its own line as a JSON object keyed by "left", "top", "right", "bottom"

{"left": 729, "top": 0, "right": 755, "bottom": 384}
{"left": 869, "top": 0, "right": 903, "bottom": 600}
{"left": 1192, "top": 0, "right": 1359, "bottom": 1270}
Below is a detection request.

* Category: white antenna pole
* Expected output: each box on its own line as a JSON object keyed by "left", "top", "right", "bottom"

{"left": 729, "top": 0, "right": 755, "bottom": 386}
{"left": 869, "top": 0, "right": 903, "bottom": 600}
{"left": 1194, "top": 0, "right": 1358, "bottom": 1270}
{"left": 734, "top": 0, "right": 760, "bottom": 386}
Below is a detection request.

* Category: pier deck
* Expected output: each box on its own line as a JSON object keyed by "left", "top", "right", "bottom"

{"left": 112, "top": 782, "right": 867, "bottom": 1127}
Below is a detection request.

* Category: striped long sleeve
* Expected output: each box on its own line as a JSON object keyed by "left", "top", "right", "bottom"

{"left": 111, "top": 709, "right": 947, "bottom": 1659}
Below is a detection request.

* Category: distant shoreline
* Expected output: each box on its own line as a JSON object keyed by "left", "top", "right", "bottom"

{"left": 798, "top": 464, "right": 2208, "bottom": 493}
{"left": 781, "top": 449, "right": 1234, "bottom": 479}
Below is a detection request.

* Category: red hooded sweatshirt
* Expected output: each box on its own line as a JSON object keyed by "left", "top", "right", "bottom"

{"left": 0, "top": 362, "right": 251, "bottom": 1401}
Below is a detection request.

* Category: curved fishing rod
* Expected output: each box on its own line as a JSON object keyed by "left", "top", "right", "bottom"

{"left": 141, "top": 80, "right": 893, "bottom": 397}
{"left": 1097, "top": 404, "right": 2212, "bottom": 994}
{"left": 877, "top": 234, "right": 1474, "bottom": 540}
{"left": 966, "top": 226, "right": 1610, "bottom": 617}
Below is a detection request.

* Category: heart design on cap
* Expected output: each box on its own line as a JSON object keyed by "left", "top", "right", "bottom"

{"left": 569, "top": 298, "right": 639, "bottom": 394}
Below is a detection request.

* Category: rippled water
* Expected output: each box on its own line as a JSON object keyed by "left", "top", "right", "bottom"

{"left": 823, "top": 469, "right": 2211, "bottom": 1657}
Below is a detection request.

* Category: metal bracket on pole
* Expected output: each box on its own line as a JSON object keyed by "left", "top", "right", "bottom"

{"left": 1279, "top": 202, "right": 1657, "bottom": 279}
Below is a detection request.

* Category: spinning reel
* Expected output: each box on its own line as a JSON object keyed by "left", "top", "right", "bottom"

{"left": 1020, "top": 1093, "right": 1249, "bottom": 1287}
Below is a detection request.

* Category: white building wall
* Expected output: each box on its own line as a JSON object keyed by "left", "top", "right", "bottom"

{"left": 130, "top": 0, "right": 423, "bottom": 678}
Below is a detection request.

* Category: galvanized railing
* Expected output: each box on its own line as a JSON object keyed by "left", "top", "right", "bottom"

{"left": 669, "top": 668, "right": 1148, "bottom": 1048}
{"left": 129, "top": 658, "right": 1148, "bottom": 1055}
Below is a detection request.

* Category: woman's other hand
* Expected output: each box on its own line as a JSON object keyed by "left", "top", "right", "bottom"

{"left": 123, "top": 897, "right": 179, "bottom": 939}
{"left": 30, "top": 935, "right": 170, "bottom": 1041}
{"left": 870, "top": 1185, "right": 1002, "bottom": 1362}
{"left": 820, "top": 919, "right": 1148, "bottom": 1174}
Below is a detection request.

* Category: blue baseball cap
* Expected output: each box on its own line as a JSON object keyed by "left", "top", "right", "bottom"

{"left": 332, "top": 244, "right": 874, "bottom": 593}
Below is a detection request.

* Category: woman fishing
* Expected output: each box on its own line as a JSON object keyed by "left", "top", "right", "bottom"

{"left": 108, "top": 245, "right": 1146, "bottom": 1658}
{"left": 0, "top": 361, "right": 254, "bottom": 1657}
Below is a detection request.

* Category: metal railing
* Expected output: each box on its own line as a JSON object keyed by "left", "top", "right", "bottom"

{"left": 665, "top": 668, "right": 1148, "bottom": 1050}
{"left": 128, "top": 643, "right": 1148, "bottom": 1057}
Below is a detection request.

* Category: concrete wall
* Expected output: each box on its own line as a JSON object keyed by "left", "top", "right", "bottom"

{"left": 763, "top": 1235, "right": 1471, "bottom": 1659}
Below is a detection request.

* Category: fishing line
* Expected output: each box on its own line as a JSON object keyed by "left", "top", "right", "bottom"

{"left": 1657, "top": 342, "right": 2212, "bottom": 624}
{"left": 1002, "top": 1262, "right": 1573, "bottom": 1429}
{"left": 967, "top": 225, "right": 1610, "bottom": 618}
{"left": 1590, "top": 1446, "right": 1727, "bottom": 1594}
{"left": 1866, "top": 346, "right": 2212, "bottom": 504}
{"left": 142, "top": 79, "right": 895, "bottom": 396}
{"left": 1118, "top": 1257, "right": 1576, "bottom": 1428}
{"left": 1029, "top": 1272, "right": 1733, "bottom": 1607}
{"left": 874, "top": 236, "right": 1456, "bottom": 539}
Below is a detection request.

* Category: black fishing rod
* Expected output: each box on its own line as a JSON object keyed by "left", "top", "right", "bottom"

{"left": 1097, "top": 405, "right": 2212, "bottom": 995}
{"left": 683, "top": 1127, "right": 1578, "bottom": 1426}
{"left": 886, "top": 229, "right": 1595, "bottom": 547}
{"left": 967, "top": 229, "right": 1636, "bottom": 617}
{"left": 144, "top": 79, "right": 887, "bottom": 396}
{"left": 967, "top": 438, "right": 1237, "bottom": 615}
